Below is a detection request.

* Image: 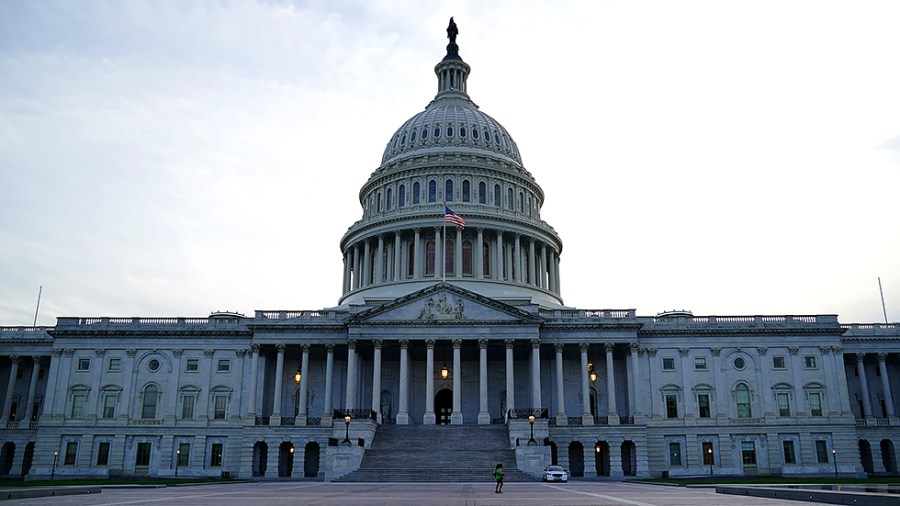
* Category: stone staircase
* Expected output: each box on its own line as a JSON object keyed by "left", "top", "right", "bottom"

{"left": 334, "top": 424, "right": 536, "bottom": 482}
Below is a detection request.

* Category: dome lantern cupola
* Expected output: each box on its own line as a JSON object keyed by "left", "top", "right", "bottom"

{"left": 435, "top": 17, "right": 470, "bottom": 99}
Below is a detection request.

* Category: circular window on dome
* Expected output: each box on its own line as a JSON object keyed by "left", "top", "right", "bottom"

{"left": 733, "top": 357, "right": 746, "bottom": 370}
{"left": 148, "top": 359, "right": 160, "bottom": 372}
{"left": 460, "top": 126, "right": 466, "bottom": 138}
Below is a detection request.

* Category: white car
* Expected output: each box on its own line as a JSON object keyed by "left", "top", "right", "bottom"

{"left": 542, "top": 465, "right": 568, "bottom": 482}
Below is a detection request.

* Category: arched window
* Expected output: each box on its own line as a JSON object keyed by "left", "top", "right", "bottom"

{"left": 462, "top": 180, "right": 470, "bottom": 202}
{"left": 462, "top": 240, "right": 473, "bottom": 275}
{"left": 445, "top": 179, "right": 454, "bottom": 202}
{"left": 735, "top": 383, "right": 752, "bottom": 418}
{"left": 433, "top": 126, "right": 441, "bottom": 139}
{"left": 494, "top": 184, "right": 501, "bottom": 207}
{"left": 407, "top": 242, "right": 415, "bottom": 277}
{"left": 482, "top": 242, "right": 491, "bottom": 278}
{"left": 413, "top": 182, "right": 421, "bottom": 205}
{"left": 377, "top": 192, "right": 382, "bottom": 212}
{"left": 460, "top": 126, "right": 467, "bottom": 137}
{"left": 447, "top": 126, "right": 453, "bottom": 137}
{"left": 410, "top": 129, "right": 417, "bottom": 142}
{"left": 428, "top": 180, "right": 437, "bottom": 203}
{"left": 478, "top": 182, "right": 486, "bottom": 204}
{"left": 507, "top": 188, "right": 514, "bottom": 209}
{"left": 398, "top": 184, "right": 406, "bottom": 208}
{"left": 425, "top": 240, "right": 436, "bottom": 276}
{"left": 142, "top": 384, "right": 159, "bottom": 419}
{"left": 422, "top": 126, "right": 428, "bottom": 140}
{"left": 472, "top": 127, "right": 479, "bottom": 140}
{"left": 518, "top": 192, "right": 524, "bottom": 212}
{"left": 386, "top": 188, "right": 393, "bottom": 210}
{"left": 484, "top": 129, "right": 490, "bottom": 142}
{"left": 445, "top": 239, "right": 455, "bottom": 275}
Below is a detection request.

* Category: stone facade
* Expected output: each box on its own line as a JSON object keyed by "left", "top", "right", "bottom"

{"left": 1, "top": 21, "right": 898, "bottom": 480}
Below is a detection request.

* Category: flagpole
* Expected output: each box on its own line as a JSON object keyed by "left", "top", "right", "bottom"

{"left": 33, "top": 285, "right": 42, "bottom": 327}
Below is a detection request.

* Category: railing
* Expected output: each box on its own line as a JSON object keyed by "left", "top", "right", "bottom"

{"left": 307, "top": 417, "right": 322, "bottom": 426}
{"left": 131, "top": 419, "right": 162, "bottom": 425}
{"left": 281, "top": 417, "right": 295, "bottom": 426}
{"left": 539, "top": 309, "right": 635, "bottom": 319}
{"left": 0, "top": 326, "right": 53, "bottom": 334}
{"left": 729, "top": 417, "right": 764, "bottom": 425}
{"left": 877, "top": 418, "right": 891, "bottom": 426}
{"left": 255, "top": 416, "right": 271, "bottom": 426}
{"left": 567, "top": 416, "right": 583, "bottom": 426}
{"left": 620, "top": 415, "right": 635, "bottom": 425}
{"left": 333, "top": 409, "right": 376, "bottom": 421}
{"left": 507, "top": 408, "right": 548, "bottom": 419}
{"left": 651, "top": 315, "right": 837, "bottom": 325}
{"left": 256, "top": 310, "right": 347, "bottom": 320}
{"left": 594, "top": 416, "right": 608, "bottom": 425}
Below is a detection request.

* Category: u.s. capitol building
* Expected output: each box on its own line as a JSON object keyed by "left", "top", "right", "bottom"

{"left": 1, "top": 20, "right": 898, "bottom": 481}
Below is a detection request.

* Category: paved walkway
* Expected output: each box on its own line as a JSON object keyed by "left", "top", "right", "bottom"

{"left": 1, "top": 481, "right": 828, "bottom": 505}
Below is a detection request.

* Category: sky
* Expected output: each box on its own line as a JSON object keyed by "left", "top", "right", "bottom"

{"left": 1, "top": 0, "right": 899, "bottom": 326}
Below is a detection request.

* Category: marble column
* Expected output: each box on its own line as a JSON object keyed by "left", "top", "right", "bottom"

{"left": 629, "top": 343, "right": 641, "bottom": 416}
{"left": 505, "top": 339, "right": 515, "bottom": 418}
{"left": 605, "top": 343, "right": 619, "bottom": 424}
{"left": 362, "top": 240, "right": 371, "bottom": 287}
{"left": 514, "top": 235, "right": 522, "bottom": 283}
{"left": 22, "top": 356, "right": 41, "bottom": 424}
{"left": 451, "top": 339, "right": 463, "bottom": 424}
{"left": 413, "top": 228, "right": 422, "bottom": 279}
{"left": 272, "top": 344, "right": 285, "bottom": 421}
{"left": 878, "top": 353, "right": 896, "bottom": 418}
{"left": 352, "top": 244, "right": 361, "bottom": 289}
{"left": 528, "top": 239, "right": 536, "bottom": 286}
{"left": 397, "top": 340, "right": 410, "bottom": 425}
{"left": 495, "top": 232, "right": 504, "bottom": 281}
{"left": 424, "top": 339, "right": 436, "bottom": 424}
{"left": 322, "top": 344, "right": 335, "bottom": 424}
{"left": 478, "top": 339, "right": 490, "bottom": 424}
{"left": 372, "top": 339, "right": 383, "bottom": 423}
{"left": 1, "top": 356, "right": 19, "bottom": 422}
{"left": 343, "top": 251, "right": 351, "bottom": 292}
{"left": 857, "top": 353, "right": 873, "bottom": 418}
{"left": 530, "top": 339, "right": 542, "bottom": 410}
{"left": 455, "top": 227, "right": 463, "bottom": 277}
{"left": 833, "top": 347, "right": 853, "bottom": 415}
{"left": 375, "top": 235, "right": 384, "bottom": 283}
{"left": 42, "top": 350, "right": 61, "bottom": 419}
{"left": 475, "top": 228, "right": 484, "bottom": 278}
{"left": 393, "top": 231, "right": 402, "bottom": 281}
{"left": 555, "top": 344, "right": 567, "bottom": 425}
{"left": 297, "top": 344, "right": 310, "bottom": 422}
{"left": 540, "top": 244, "right": 547, "bottom": 289}
{"left": 580, "top": 343, "right": 593, "bottom": 425}
{"left": 346, "top": 341, "right": 358, "bottom": 410}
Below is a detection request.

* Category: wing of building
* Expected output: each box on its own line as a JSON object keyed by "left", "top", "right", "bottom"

{"left": 1, "top": 20, "right": 898, "bottom": 481}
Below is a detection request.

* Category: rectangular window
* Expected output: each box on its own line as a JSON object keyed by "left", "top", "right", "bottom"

{"left": 809, "top": 392, "right": 823, "bottom": 417}
{"left": 694, "top": 357, "right": 707, "bottom": 371}
{"left": 665, "top": 394, "right": 678, "bottom": 419}
{"left": 698, "top": 394, "right": 711, "bottom": 418}
{"left": 776, "top": 392, "right": 791, "bottom": 417}
{"left": 741, "top": 441, "right": 757, "bottom": 465}
{"left": 815, "top": 440, "right": 829, "bottom": 464}
{"left": 177, "top": 443, "right": 191, "bottom": 466}
{"left": 186, "top": 358, "right": 200, "bottom": 372}
{"left": 702, "top": 442, "right": 714, "bottom": 466}
{"left": 181, "top": 395, "right": 195, "bottom": 419}
{"left": 662, "top": 357, "right": 676, "bottom": 371}
{"left": 96, "top": 442, "right": 110, "bottom": 466}
{"left": 76, "top": 358, "right": 90, "bottom": 371}
{"left": 782, "top": 440, "right": 796, "bottom": 464}
{"left": 102, "top": 394, "right": 117, "bottom": 419}
{"left": 136, "top": 442, "right": 152, "bottom": 467}
{"left": 214, "top": 395, "right": 227, "bottom": 420}
{"left": 210, "top": 443, "right": 223, "bottom": 467}
{"left": 217, "top": 359, "right": 231, "bottom": 373}
{"left": 71, "top": 394, "right": 86, "bottom": 419}
{"left": 64, "top": 441, "right": 78, "bottom": 465}
{"left": 668, "top": 442, "right": 682, "bottom": 466}
{"left": 804, "top": 356, "right": 817, "bottom": 369}
{"left": 773, "top": 356, "right": 786, "bottom": 369}
{"left": 107, "top": 357, "right": 122, "bottom": 372}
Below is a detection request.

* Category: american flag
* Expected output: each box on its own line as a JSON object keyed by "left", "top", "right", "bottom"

{"left": 444, "top": 206, "right": 466, "bottom": 229}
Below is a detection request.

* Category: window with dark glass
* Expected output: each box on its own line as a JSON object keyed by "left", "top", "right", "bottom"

{"left": 665, "top": 394, "right": 678, "bottom": 418}
{"left": 386, "top": 188, "right": 392, "bottom": 210}
{"left": 773, "top": 356, "right": 786, "bottom": 369}
{"left": 445, "top": 180, "right": 454, "bottom": 202}
{"left": 177, "top": 443, "right": 191, "bottom": 466}
{"left": 462, "top": 240, "right": 473, "bottom": 275}
{"left": 776, "top": 392, "right": 791, "bottom": 416}
{"left": 809, "top": 392, "right": 823, "bottom": 416}
{"left": 182, "top": 395, "right": 195, "bottom": 420}
{"left": 76, "top": 358, "right": 90, "bottom": 371}
{"left": 804, "top": 356, "right": 817, "bottom": 369}
{"left": 400, "top": 134, "right": 406, "bottom": 145}
{"left": 136, "top": 442, "right": 151, "bottom": 466}
{"left": 422, "top": 127, "right": 428, "bottom": 140}
{"left": 64, "top": 441, "right": 78, "bottom": 465}
{"left": 445, "top": 239, "right": 455, "bottom": 275}
{"left": 413, "top": 182, "right": 421, "bottom": 204}
{"left": 434, "top": 126, "right": 441, "bottom": 138}
{"left": 108, "top": 358, "right": 121, "bottom": 372}
{"left": 210, "top": 443, "right": 224, "bottom": 467}
{"left": 694, "top": 357, "right": 707, "bottom": 371}
{"left": 815, "top": 440, "right": 829, "bottom": 463}
{"left": 399, "top": 184, "right": 406, "bottom": 207}
{"left": 71, "top": 394, "right": 86, "bottom": 419}
{"left": 473, "top": 128, "right": 479, "bottom": 139}
{"left": 96, "top": 441, "right": 110, "bottom": 466}
{"left": 493, "top": 184, "right": 500, "bottom": 206}
{"left": 377, "top": 192, "right": 382, "bottom": 212}
{"left": 507, "top": 188, "right": 513, "bottom": 209}
{"left": 425, "top": 240, "right": 435, "bottom": 276}
{"left": 217, "top": 359, "right": 230, "bottom": 373}
{"left": 447, "top": 126, "right": 453, "bottom": 137}
{"left": 482, "top": 242, "right": 490, "bottom": 277}
{"left": 460, "top": 126, "right": 466, "bottom": 137}
{"left": 428, "top": 180, "right": 437, "bottom": 202}
{"left": 478, "top": 182, "right": 486, "bottom": 204}
{"left": 698, "top": 394, "right": 711, "bottom": 418}
{"left": 782, "top": 440, "right": 796, "bottom": 464}
{"left": 735, "top": 384, "right": 752, "bottom": 418}
{"left": 518, "top": 192, "right": 524, "bottom": 212}
{"left": 410, "top": 130, "right": 416, "bottom": 142}
{"left": 142, "top": 385, "right": 158, "bottom": 419}
{"left": 102, "top": 394, "right": 117, "bottom": 419}
{"left": 214, "top": 395, "right": 227, "bottom": 420}
{"left": 186, "top": 358, "right": 199, "bottom": 372}
{"left": 741, "top": 441, "right": 757, "bottom": 465}
{"left": 662, "top": 357, "right": 676, "bottom": 371}
{"left": 407, "top": 242, "right": 415, "bottom": 277}
{"left": 462, "top": 180, "right": 470, "bottom": 202}
{"left": 702, "top": 442, "right": 714, "bottom": 466}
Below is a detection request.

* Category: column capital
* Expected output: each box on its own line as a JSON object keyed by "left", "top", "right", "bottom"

{"left": 629, "top": 342, "right": 640, "bottom": 353}
{"left": 757, "top": 346, "right": 768, "bottom": 356}
{"left": 579, "top": 342, "right": 589, "bottom": 353}
{"left": 31, "top": 355, "right": 41, "bottom": 363}
{"left": 504, "top": 338, "right": 515, "bottom": 349}
{"left": 325, "top": 343, "right": 335, "bottom": 352}
{"left": 819, "top": 346, "right": 831, "bottom": 355}
{"left": 710, "top": 347, "right": 721, "bottom": 357}
{"left": 63, "top": 349, "right": 75, "bottom": 357}
{"left": 477, "top": 227, "right": 484, "bottom": 233}
{"left": 301, "top": 343, "right": 311, "bottom": 353}
{"left": 275, "top": 343, "right": 286, "bottom": 353}
{"left": 425, "top": 339, "right": 436, "bottom": 349}
{"left": 399, "top": 339, "right": 409, "bottom": 349}
{"left": 348, "top": 340, "right": 358, "bottom": 350}
{"left": 126, "top": 349, "right": 137, "bottom": 357}
{"left": 452, "top": 339, "right": 462, "bottom": 349}
{"left": 531, "top": 338, "right": 541, "bottom": 349}
{"left": 832, "top": 346, "right": 843, "bottom": 355}
{"left": 646, "top": 348, "right": 657, "bottom": 357}
{"left": 51, "top": 349, "right": 62, "bottom": 358}
{"left": 204, "top": 348, "right": 215, "bottom": 357}
{"left": 878, "top": 352, "right": 888, "bottom": 362}
{"left": 251, "top": 343, "right": 261, "bottom": 353}
{"left": 95, "top": 349, "right": 106, "bottom": 357}
{"left": 856, "top": 352, "right": 866, "bottom": 362}
{"left": 678, "top": 347, "right": 689, "bottom": 357}
{"left": 479, "top": 339, "right": 489, "bottom": 349}
{"left": 172, "top": 349, "right": 183, "bottom": 358}
{"left": 555, "top": 343, "right": 564, "bottom": 353}
{"left": 235, "top": 349, "right": 247, "bottom": 358}
{"left": 372, "top": 339, "right": 383, "bottom": 349}
{"left": 605, "top": 343, "right": 616, "bottom": 353}
{"left": 414, "top": 227, "right": 421, "bottom": 233}
{"left": 8, "top": 355, "right": 19, "bottom": 363}
{"left": 789, "top": 346, "right": 800, "bottom": 356}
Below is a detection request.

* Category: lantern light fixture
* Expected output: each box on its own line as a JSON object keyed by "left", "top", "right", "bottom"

{"left": 440, "top": 363, "right": 449, "bottom": 380}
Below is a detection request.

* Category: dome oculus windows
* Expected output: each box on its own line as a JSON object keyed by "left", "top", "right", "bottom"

{"left": 148, "top": 359, "right": 160, "bottom": 372}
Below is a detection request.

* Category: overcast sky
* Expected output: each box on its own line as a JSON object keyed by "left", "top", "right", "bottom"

{"left": 2, "top": 1, "right": 898, "bottom": 326}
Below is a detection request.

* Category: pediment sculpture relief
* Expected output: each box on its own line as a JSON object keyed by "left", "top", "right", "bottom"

{"left": 417, "top": 294, "right": 465, "bottom": 320}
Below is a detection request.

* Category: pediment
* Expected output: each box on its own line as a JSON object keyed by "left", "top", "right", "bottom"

{"left": 346, "top": 283, "right": 542, "bottom": 325}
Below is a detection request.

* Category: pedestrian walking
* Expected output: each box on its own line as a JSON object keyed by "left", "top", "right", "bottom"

{"left": 494, "top": 463, "right": 504, "bottom": 494}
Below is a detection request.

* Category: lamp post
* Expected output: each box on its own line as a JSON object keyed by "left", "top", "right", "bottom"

{"left": 51, "top": 450, "right": 58, "bottom": 480}
{"left": 588, "top": 363, "right": 597, "bottom": 384}
{"left": 343, "top": 415, "right": 352, "bottom": 444}
{"left": 175, "top": 449, "right": 180, "bottom": 477}
{"left": 707, "top": 446, "right": 713, "bottom": 475}
{"left": 528, "top": 415, "right": 536, "bottom": 445}
{"left": 440, "top": 363, "right": 449, "bottom": 381}
{"left": 832, "top": 447, "right": 838, "bottom": 479}
{"left": 294, "top": 368, "right": 302, "bottom": 385}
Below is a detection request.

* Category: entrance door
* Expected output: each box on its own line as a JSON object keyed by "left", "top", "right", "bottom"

{"left": 435, "top": 389, "right": 452, "bottom": 424}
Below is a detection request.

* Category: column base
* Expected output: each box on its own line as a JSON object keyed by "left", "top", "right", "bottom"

{"left": 297, "top": 415, "right": 308, "bottom": 426}
{"left": 478, "top": 412, "right": 491, "bottom": 425}
{"left": 270, "top": 415, "right": 282, "bottom": 426}
{"left": 555, "top": 413, "right": 568, "bottom": 426}
{"left": 396, "top": 412, "right": 410, "bottom": 425}
{"left": 423, "top": 412, "right": 435, "bottom": 425}
{"left": 582, "top": 414, "right": 594, "bottom": 426}
{"left": 608, "top": 413, "right": 620, "bottom": 425}
{"left": 450, "top": 412, "right": 463, "bottom": 425}
{"left": 321, "top": 415, "right": 333, "bottom": 426}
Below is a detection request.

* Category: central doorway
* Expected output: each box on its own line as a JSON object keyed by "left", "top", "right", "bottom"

{"left": 435, "top": 389, "right": 452, "bottom": 424}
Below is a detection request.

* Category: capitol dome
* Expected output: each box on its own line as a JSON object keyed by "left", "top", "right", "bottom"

{"left": 338, "top": 19, "right": 564, "bottom": 308}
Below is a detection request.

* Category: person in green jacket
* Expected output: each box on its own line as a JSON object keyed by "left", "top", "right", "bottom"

{"left": 494, "top": 463, "right": 504, "bottom": 494}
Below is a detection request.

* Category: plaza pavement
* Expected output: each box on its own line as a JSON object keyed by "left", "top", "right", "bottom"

{"left": 0, "top": 481, "right": 830, "bottom": 505}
